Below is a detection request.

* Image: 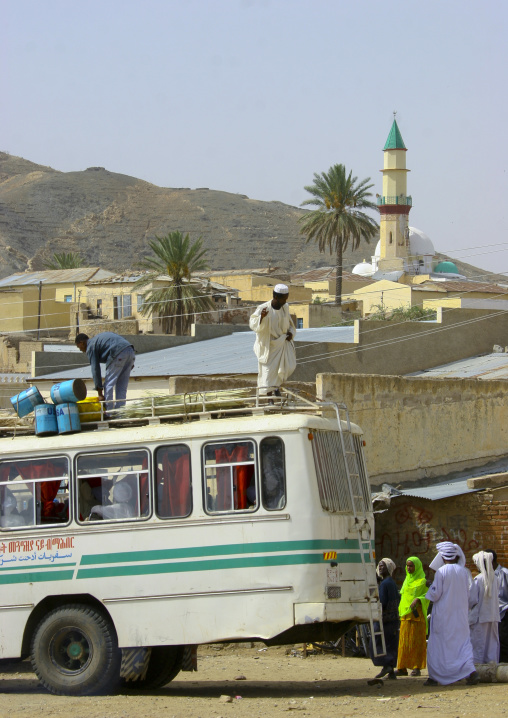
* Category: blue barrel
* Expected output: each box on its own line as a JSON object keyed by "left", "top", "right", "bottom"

{"left": 34, "top": 404, "right": 58, "bottom": 436}
{"left": 56, "top": 403, "right": 81, "bottom": 434}
{"left": 50, "top": 379, "right": 87, "bottom": 405}
{"left": 10, "top": 387, "right": 45, "bottom": 417}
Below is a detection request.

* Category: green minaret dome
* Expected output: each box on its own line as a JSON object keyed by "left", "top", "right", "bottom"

{"left": 384, "top": 119, "right": 406, "bottom": 150}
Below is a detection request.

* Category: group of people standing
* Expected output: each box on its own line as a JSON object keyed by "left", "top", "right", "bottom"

{"left": 372, "top": 543, "right": 508, "bottom": 686}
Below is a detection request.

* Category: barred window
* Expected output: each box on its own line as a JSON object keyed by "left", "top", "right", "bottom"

{"left": 311, "top": 429, "right": 370, "bottom": 514}
{"left": 77, "top": 449, "right": 150, "bottom": 523}
{"left": 203, "top": 440, "right": 256, "bottom": 513}
{"left": 0, "top": 457, "right": 70, "bottom": 529}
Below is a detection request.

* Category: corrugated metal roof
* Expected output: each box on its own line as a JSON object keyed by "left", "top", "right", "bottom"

{"left": 399, "top": 478, "right": 476, "bottom": 501}
{"left": 0, "top": 268, "right": 114, "bottom": 288}
{"left": 409, "top": 353, "right": 508, "bottom": 380}
{"left": 37, "top": 326, "right": 355, "bottom": 380}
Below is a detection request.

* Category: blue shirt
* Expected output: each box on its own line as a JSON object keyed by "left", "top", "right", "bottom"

{"left": 86, "top": 333, "right": 134, "bottom": 390}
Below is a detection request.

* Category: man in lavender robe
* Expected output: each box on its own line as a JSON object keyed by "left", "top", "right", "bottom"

{"left": 424, "top": 541, "right": 478, "bottom": 686}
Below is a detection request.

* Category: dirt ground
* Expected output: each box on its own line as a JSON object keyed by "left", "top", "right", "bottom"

{"left": 0, "top": 643, "right": 507, "bottom": 718}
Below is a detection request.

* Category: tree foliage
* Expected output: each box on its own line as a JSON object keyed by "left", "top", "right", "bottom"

{"left": 299, "top": 164, "right": 379, "bottom": 305}
{"left": 43, "top": 252, "right": 87, "bottom": 269}
{"left": 134, "top": 231, "right": 214, "bottom": 335}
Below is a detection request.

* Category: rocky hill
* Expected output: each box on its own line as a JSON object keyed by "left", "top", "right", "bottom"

{"left": 0, "top": 152, "right": 499, "bottom": 282}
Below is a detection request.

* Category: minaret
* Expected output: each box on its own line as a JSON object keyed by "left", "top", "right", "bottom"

{"left": 377, "top": 118, "right": 412, "bottom": 273}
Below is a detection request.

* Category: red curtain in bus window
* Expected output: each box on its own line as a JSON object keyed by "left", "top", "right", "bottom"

{"left": 214, "top": 445, "right": 253, "bottom": 511}
{"left": 139, "top": 455, "right": 149, "bottom": 516}
{"left": 158, "top": 449, "right": 190, "bottom": 517}
{"left": 14, "top": 461, "right": 64, "bottom": 518}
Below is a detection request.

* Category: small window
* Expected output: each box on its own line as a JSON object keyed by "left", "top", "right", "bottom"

{"left": 155, "top": 445, "right": 192, "bottom": 519}
{"left": 203, "top": 440, "right": 256, "bottom": 513}
{"left": 76, "top": 449, "right": 150, "bottom": 522}
{"left": 389, "top": 232, "right": 393, "bottom": 244}
{"left": 96, "top": 299, "right": 103, "bottom": 316}
{"left": 137, "top": 294, "right": 144, "bottom": 313}
{"left": 113, "top": 295, "right": 132, "bottom": 319}
{"left": 123, "top": 294, "right": 132, "bottom": 317}
{"left": 64, "top": 295, "right": 72, "bottom": 303}
{"left": 260, "top": 437, "right": 286, "bottom": 510}
{"left": 297, "top": 318, "right": 304, "bottom": 329}
{"left": 0, "top": 457, "right": 70, "bottom": 529}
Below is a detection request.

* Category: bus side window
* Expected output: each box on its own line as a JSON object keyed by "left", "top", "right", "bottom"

{"left": 203, "top": 440, "right": 256, "bottom": 513}
{"left": 0, "top": 457, "right": 70, "bottom": 529}
{"left": 155, "top": 445, "right": 192, "bottom": 519}
{"left": 76, "top": 450, "right": 150, "bottom": 523}
{"left": 260, "top": 437, "right": 286, "bottom": 510}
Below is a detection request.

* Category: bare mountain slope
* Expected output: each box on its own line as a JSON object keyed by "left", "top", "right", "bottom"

{"left": 0, "top": 152, "right": 500, "bottom": 282}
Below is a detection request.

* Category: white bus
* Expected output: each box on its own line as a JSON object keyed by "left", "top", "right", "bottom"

{"left": 0, "top": 389, "right": 382, "bottom": 695}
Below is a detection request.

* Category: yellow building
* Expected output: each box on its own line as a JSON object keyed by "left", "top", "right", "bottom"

{"left": 349, "top": 278, "right": 508, "bottom": 316}
{"left": 291, "top": 267, "right": 374, "bottom": 303}
{"left": 81, "top": 271, "right": 242, "bottom": 334}
{"left": 197, "top": 269, "right": 312, "bottom": 303}
{"left": 0, "top": 268, "right": 114, "bottom": 337}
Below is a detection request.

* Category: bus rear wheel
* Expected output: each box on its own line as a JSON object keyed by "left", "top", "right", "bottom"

{"left": 123, "top": 645, "right": 184, "bottom": 689}
{"left": 30, "top": 604, "right": 121, "bottom": 696}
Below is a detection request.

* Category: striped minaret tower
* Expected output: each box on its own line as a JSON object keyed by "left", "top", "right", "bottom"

{"left": 377, "top": 117, "right": 412, "bottom": 272}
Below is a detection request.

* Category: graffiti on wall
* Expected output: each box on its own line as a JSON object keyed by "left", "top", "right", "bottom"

{"left": 375, "top": 501, "right": 481, "bottom": 582}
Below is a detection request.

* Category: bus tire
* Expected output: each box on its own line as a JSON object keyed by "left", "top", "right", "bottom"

{"left": 30, "top": 604, "right": 121, "bottom": 696}
{"left": 123, "top": 645, "right": 184, "bottom": 689}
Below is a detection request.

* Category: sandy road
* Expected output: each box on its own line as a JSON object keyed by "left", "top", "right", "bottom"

{"left": 0, "top": 644, "right": 507, "bottom": 718}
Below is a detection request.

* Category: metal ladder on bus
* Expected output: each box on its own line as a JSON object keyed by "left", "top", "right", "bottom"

{"left": 332, "top": 401, "right": 386, "bottom": 658}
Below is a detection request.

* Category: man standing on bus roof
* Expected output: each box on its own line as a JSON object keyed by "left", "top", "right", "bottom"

{"left": 249, "top": 283, "right": 296, "bottom": 395}
{"left": 75, "top": 332, "right": 135, "bottom": 412}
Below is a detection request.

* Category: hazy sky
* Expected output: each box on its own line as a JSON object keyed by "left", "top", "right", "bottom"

{"left": 2, "top": 0, "right": 507, "bottom": 273}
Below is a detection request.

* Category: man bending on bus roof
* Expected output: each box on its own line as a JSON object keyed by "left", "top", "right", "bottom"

{"left": 75, "top": 332, "right": 135, "bottom": 414}
{"left": 249, "top": 284, "right": 296, "bottom": 396}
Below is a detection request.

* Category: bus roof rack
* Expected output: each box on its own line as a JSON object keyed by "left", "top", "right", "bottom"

{"left": 0, "top": 387, "right": 330, "bottom": 436}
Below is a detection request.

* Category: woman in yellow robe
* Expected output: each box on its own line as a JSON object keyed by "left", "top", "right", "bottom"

{"left": 397, "top": 556, "right": 430, "bottom": 676}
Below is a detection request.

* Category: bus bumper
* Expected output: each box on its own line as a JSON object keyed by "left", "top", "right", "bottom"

{"left": 294, "top": 601, "right": 381, "bottom": 626}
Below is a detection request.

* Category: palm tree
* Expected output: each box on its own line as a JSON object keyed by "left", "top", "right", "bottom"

{"left": 299, "top": 164, "right": 379, "bottom": 305}
{"left": 43, "top": 252, "right": 87, "bottom": 269}
{"left": 134, "top": 231, "right": 214, "bottom": 335}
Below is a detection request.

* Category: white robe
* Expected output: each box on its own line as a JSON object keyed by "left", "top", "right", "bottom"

{"left": 249, "top": 301, "right": 296, "bottom": 390}
{"left": 426, "top": 564, "right": 476, "bottom": 684}
{"left": 469, "top": 574, "right": 500, "bottom": 664}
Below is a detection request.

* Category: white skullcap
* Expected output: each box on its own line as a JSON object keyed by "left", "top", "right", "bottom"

{"left": 430, "top": 541, "right": 466, "bottom": 570}
{"left": 273, "top": 283, "right": 289, "bottom": 294}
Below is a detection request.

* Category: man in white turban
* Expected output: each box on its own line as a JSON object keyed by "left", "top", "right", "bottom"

{"left": 424, "top": 542, "right": 478, "bottom": 686}
{"left": 469, "top": 551, "right": 500, "bottom": 663}
{"left": 249, "top": 284, "right": 296, "bottom": 395}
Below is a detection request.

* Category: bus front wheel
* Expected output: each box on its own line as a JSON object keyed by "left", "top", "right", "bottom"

{"left": 30, "top": 604, "right": 121, "bottom": 696}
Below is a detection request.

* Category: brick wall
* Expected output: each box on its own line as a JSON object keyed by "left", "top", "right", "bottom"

{"left": 374, "top": 488, "right": 508, "bottom": 585}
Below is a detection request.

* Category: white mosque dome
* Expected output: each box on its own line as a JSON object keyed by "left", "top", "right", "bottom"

{"left": 352, "top": 260, "right": 374, "bottom": 277}
{"left": 374, "top": 227, "right": 435, "bottom": 259}
{"left": 408, "top": 227, "right": 435, "bottom": 256}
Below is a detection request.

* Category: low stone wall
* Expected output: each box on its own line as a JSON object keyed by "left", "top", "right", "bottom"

{"left": 317, "top": 372, "right": 508, "bottom": 486}
{"left": 293, "top": 307, "right": 508, "bottom": 381}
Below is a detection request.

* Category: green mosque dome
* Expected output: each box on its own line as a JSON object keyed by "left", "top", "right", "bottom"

{"left": 434, "top": 261, "right": 459, "bottom": 274}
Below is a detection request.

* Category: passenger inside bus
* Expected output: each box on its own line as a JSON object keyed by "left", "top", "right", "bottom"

{"left": 89, "top": 480, "right": 136, "bottom": 520}
{"left": 0, "top": 459, "right": 69, "bottom": 527}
